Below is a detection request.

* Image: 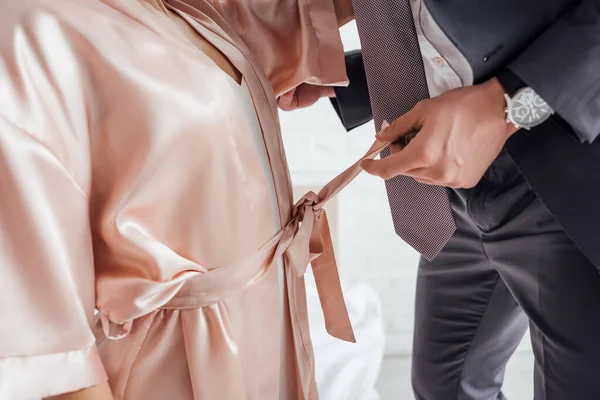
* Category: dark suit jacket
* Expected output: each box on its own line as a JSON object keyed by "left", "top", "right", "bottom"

{"left": 332, "top": 0, "right": 600, "bottom": 268}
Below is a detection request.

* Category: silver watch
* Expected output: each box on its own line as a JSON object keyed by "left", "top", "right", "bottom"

{"left": 504, "top": 87, "right": 554, "bottom": 130}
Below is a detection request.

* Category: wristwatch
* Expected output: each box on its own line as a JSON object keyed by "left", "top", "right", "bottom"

{"left": 496, "top": 69, "right": 554, "bottom": 130}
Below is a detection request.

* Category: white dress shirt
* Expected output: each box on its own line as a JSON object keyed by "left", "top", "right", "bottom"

{"left": 412, "top": 0, "right": 474, "bottom": 97}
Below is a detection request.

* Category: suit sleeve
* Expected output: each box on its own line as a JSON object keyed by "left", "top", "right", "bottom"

{"left": 508, "top": 0, "right": 600, "bottom": 142}
{"left": 330, "top": 50, "right": 374, "bottom": 131}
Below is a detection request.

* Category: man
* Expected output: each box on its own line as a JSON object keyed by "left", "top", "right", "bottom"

{"left": 280, "top": 0, "right": 600, "bottom": 399}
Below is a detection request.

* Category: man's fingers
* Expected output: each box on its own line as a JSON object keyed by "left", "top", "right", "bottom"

{"left": 413, "top": 175, "right": 437, "bottom": 185}
{"left": 401, "top": 167, "right": 436, "bottom": 183}
{"left": 278, "top": 85, "right": 334, "bottom": 110}
{"left": 390, "top": 141, "right": 403, "bottom": 155}
{"left": 277, "top": 88, "right": 298, "bottom": 111}
{"left": 296, "top": 85, "right": 335, "bottom": 108}
{"left": 402, "top": 165, "right": 462, "bottom": 187}
{"left": 376, "top": 103, "right": 425, "bottom": 143}
{"left": 360, "top": 145, "right": 425, "bottom": 179}
{"left": 320, "top": 86, "right": 336, "bottom": 99}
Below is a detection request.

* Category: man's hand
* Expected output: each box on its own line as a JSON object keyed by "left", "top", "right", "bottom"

{"left": 277, "top": 84, "right": 336, "bottom": 111}
{"left": 361, "top": 78, "right": 519, "bottom": 188}
{"left": 334, "top": 0, "right": 354, "bottom": 26}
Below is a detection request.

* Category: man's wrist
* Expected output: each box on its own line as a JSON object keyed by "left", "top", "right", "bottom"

{"left": 494, "top": 69, "right": 523, "bottom": 134}
{"left": 484, "top": 77, "right": 520, "bottom": 137}
{"left": 495, "top": 69, "right": 554, "bottom": 131}
{"left": 334, "top": 0, "right": 354, "bottom": 26}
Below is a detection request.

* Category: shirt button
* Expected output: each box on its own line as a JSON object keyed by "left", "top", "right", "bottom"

{"left": 433, "top": 57, "right": 445, "bottom": 67}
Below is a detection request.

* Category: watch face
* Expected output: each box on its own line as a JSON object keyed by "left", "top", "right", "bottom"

{"left": 509, "top": 87, "right": 554, "bottom": 129}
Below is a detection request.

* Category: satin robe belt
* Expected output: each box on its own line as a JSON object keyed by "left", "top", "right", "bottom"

{"left": 161, "top": 138, "right": 389, "bottom": 330}
{"left": 97, "top": 140, "right": 389, "bottom": 343}
{"left": 162, "top": 190, "right": 354, "bottom": 339}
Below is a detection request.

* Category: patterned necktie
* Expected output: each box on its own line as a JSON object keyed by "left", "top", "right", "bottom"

{"left": 352, "top": 0, "right": 456, "bottom": 260}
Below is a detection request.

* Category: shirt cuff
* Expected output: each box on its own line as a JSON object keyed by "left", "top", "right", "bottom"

{"left": 330, "top": 50, "right": 373, "bottom": 131}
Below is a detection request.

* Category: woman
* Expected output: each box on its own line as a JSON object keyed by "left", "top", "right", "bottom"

{"left": 0, "top": 0, "right": 368, "bottom": 399}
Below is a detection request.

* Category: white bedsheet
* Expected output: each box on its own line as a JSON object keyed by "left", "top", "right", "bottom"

{"left": 305, "top": 271, "right": 385, "bottom": 400}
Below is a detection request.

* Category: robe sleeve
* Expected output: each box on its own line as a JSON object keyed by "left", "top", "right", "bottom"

{"left": 208, "top": 0, "right": 348, "bottom": 96}
{"left": 0, "top": 116, "right": 107, "bottom": 399}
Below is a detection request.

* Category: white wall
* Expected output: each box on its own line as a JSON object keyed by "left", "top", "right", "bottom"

{"left": 280, "top": 22, "right": 531, "bottom": 357}
{"left": 280, "top": 22, "right": 419, "bottom": 356}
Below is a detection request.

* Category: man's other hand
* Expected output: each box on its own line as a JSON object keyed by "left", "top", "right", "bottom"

{"left": 277, "top": 84, "right": 336, "bottom": 111}
{"left": 334, "top": 0, "right": 354, "bottom": 26}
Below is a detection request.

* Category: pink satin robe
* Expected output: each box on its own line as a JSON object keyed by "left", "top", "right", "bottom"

{"left": 0, "top": 1, "right": 384, "bottom": 399}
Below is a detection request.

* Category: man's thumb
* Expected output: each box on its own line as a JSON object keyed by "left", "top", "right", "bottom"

{"left": 277, "top": 88, "right": 297, "bottom": 111}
